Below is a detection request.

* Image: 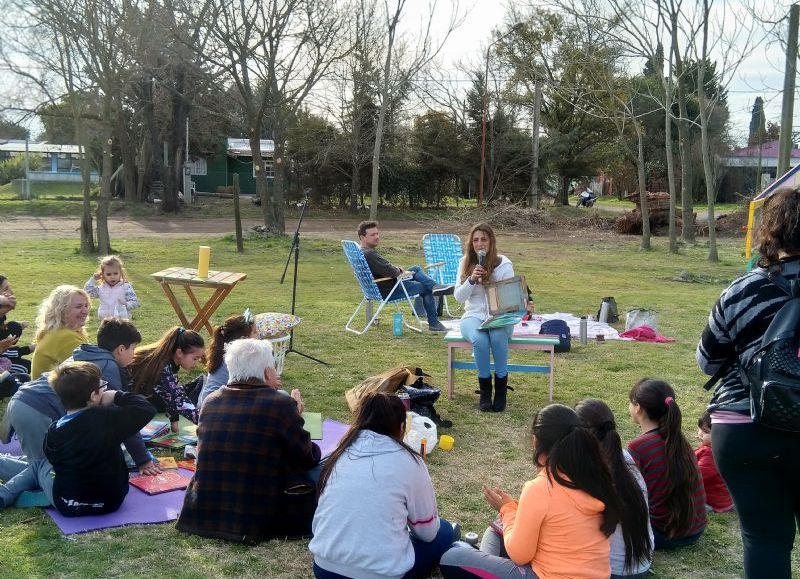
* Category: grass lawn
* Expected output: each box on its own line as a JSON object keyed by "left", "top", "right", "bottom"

{"left": 0, "top": 226, "right": 794, "bottom": 578}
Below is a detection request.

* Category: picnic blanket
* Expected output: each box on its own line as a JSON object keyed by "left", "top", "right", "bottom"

{"left": 441, "top": 313, "right": 622, "bottom": 340}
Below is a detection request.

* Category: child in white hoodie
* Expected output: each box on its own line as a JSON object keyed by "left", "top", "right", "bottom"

{"left": 309, "top": 392, "right": 455, "bottom": 579}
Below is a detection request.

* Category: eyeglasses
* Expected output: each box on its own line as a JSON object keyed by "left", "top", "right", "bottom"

{"left": 98, "top": 380, "right": 108, "bottom": 392}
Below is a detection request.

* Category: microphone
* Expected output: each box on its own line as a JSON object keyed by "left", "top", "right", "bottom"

{"left": 477, "top": 250, "right": 486, "bottom": 267}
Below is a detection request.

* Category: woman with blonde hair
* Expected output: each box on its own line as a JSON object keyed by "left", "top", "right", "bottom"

{"left": 30, "top": 285, "right": 90, "bottom": 377}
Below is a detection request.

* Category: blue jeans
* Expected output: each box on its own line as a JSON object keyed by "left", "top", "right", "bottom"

{"left": 387, "top": 266, "right": 439, "bottom": 325}
{"left": 460, "top": 317, "right": 514, "bottom": 379}
{"left": 652, "top": 527, "right": 703, "bottom": 550}
{"left": 313, "top": 517, "right": 455, "bottom": 579}
{"left": 0, "top": 455, "right": 54, "bottom": 508}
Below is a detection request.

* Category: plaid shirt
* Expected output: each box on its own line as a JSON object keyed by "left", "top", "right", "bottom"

{"left": 176, "top": 382, "right": 320, "bottom": 543}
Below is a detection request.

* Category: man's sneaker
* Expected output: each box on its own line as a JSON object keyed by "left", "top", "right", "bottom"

{"left": 432, "top": 284, "right": 454, "bottom": 297}
{"left": 428, "top": 322, "right": 449, "bottom": 333}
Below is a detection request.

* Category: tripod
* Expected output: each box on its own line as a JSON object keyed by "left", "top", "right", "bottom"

{"left": 280, "top": 189, "right": 329, "bottom": 365}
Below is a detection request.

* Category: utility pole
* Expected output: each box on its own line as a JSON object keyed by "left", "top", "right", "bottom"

{"left": 529, "top": 77, "right": 542, "bottom": 208}
{"left": 778, "top": 3, "right": 799, "bottom": 176}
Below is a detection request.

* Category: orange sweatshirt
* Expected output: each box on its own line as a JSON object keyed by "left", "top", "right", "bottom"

{"left": 499, "top": 470, "right": 611, "bottom": 579}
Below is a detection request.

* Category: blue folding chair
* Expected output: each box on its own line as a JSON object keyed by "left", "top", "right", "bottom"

{"left": 341, "top": 240, "right": 423, "bottom": 335}
{"left": 422, "top": 233, "right": 462, "bottom": 316}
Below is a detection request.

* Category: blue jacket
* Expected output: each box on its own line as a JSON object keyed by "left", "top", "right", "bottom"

{"left": 71, "top": 344, "right": 127, "bottom": 391}
{"left": 0, "top": 374, "right": 65, "bottom": 458}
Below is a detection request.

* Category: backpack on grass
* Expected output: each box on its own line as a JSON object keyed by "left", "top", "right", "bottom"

{"left": 705, "top": 270, "right": 800, "bottom": 432}
{"left": 540, "top": 319, "right": 571, "bottom": 353}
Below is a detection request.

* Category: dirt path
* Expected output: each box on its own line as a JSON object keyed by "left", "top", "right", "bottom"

{"left": 0, "top": 215, "right": 440, "bottom": 241}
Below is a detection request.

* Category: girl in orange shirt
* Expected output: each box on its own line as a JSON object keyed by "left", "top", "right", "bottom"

{"left": 440, "top": 404, "right": 622, "bottom": 579}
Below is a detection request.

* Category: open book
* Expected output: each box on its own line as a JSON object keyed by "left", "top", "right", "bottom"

{"left": 480, "top": 275, "right": 528, "bottom": 329}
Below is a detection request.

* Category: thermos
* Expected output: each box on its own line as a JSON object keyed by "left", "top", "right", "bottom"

{"left": 464, "top": 532, "right": 480, "bottom": 547}
{"left": 599, "top": 300, "right": 610, "bottom": 324}
{"left": 393, "top": 311, "right": 403, "bottom": 337}
{"left": 579, "top": 316, "right": 588, "bottom": 345}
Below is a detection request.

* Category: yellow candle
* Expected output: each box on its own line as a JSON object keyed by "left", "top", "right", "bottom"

{"left": 198, "top": 246, "right": 211, "bottom": 278}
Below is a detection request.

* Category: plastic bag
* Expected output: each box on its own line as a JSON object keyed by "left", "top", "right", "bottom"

{"left": 625, "top": 308, "right": 658, "bottom": 331}
{"left": 404, "top": 412, "right": 438, "bottom": 454}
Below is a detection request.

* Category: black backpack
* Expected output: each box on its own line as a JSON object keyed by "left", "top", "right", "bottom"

{"left": 705, "top": 270, "right": 800, "bottom": 432}
{"left": 540, "top": 319, "right": 571, "bottom": 353}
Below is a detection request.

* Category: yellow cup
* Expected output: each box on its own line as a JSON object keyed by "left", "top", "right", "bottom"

{"left": 439, "top": 434, "right": 454, "bottom": 451}
{"left": 197, "top": 246, "right": 211, "bottom": 278}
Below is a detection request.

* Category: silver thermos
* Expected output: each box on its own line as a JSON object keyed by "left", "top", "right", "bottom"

{"left": 579, "top": 316, "right": 588, "bottom": 345}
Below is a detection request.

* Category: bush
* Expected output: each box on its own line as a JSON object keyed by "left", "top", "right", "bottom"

{"left": 0, "top": 155, "right": 42, "bottom": 185}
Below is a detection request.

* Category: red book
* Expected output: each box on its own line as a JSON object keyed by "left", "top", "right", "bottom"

{"left": 176, "top": 459, "right": 197, "bottom": 471}
{"left": 129, "top": 471, "right": 191, "bottom": 495}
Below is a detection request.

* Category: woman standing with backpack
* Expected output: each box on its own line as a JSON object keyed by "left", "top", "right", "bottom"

{"left": 697, "top": 186, "right": 800, "bottom": 579}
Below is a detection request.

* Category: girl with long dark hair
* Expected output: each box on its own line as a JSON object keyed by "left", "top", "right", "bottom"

{"left": 440, "top": 404, "right": 622, "bottom": 579}
{"left": 128, "top": 326, "right": 204, "bottom": 431}
{"left": 309, "top": 392, "right": 455, "bottom": 579}
{"left": 576, "top": 399, "right": 653, "bottom": 578}
{"left": 628, "top": 379, "right": 706, "bottom": 549}
{"left": 197, "top": 312, "right": 255, "bottom": 407}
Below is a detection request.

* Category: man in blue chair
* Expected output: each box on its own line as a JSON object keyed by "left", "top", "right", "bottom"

{"left": 358, "top": 221, "right": 449, "bottom": 333}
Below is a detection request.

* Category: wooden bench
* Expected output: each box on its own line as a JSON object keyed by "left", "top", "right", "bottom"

{"left": 445, "top": 334, "right": 560, "bottom": 401}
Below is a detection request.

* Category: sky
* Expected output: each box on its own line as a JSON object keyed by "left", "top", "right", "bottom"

{"left": 412, "top": 0, "right": 797, "bottom": 147}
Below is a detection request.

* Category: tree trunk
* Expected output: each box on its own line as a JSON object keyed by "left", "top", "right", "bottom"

{"left": 96, "top": 125, "right": 113, "bottom": 255}
{"left": 529, "top": 78, "right": 542, "bottom": 209}
{"left": 116, "top": 108, "right": 137, "bottom": 203}
{"left": 144, "top": 80, "right": 163, "bottom": 200}
{"left": 74, "top": 108, "right": 94, "bottom": 254}
{"left": 671, "top": 13, "right": 695, "bottom": 243}
{"left": 699, "top": 0, "right": 718, "bottom": 262}
{"left": 636, "top": 121, "right": 651, "bottom": 250}
{"left": 663, "top": 64, "right": 678, "bottom": 253}
{"left": 270, "top": 130, "right": 287, "bottom": 234}
{"left": 369, "top": 4, "right": 400, "bottom": 221}
{"left": 250, "top": 126, "right": 273, "bottom": 232}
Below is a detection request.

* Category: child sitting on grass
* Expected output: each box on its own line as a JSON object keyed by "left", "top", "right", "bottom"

{"left": 128, "top": 326, "right": 205, "bottom": 431}
{"left": 695, "top": 411, "right": 734, "bottom": 513}
{"left": 84, "top": 255, "right": 140, "bottom": 320}
{"left": 0, "top": 361, "right": 154, "bottom": 515}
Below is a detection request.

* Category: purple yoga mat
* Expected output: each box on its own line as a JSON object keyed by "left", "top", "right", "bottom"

{"left": 318, "top": 419, "right": 348, "bottom": 458}
{"left": 46, "top": 468, "right": 193, "bottom": 535}
{"left": 0, "top": 436, "right": 23, "bottom": 456}
{"left": 45, "top": 420, "right": 349, "bottom": 534}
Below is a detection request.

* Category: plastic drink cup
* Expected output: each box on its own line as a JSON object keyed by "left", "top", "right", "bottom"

{"left": 439, "top": 434, "right": 454, "bottom": 451}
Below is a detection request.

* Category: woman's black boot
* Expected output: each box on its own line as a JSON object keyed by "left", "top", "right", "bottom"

{"left": 478, "top": 376, "right": 493, "bottom": 412}
{"left": 493, "top": 374, "right": 508, "bottom": 412}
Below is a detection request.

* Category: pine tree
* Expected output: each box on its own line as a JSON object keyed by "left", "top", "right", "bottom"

{"left": 748, "top": 97, "right": 766, "bottom": 146}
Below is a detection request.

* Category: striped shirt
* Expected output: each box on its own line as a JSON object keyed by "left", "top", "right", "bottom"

{"left": 628, "top": 430, "right": 707, "bottom": 538}
{"left": 697, "top": 259, "right": 800, "bottom": 414}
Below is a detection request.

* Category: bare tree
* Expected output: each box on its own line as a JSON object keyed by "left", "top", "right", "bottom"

{"left": 368, "top": 0, "right": 460, "bottom": 220}
{"left": 197, "top": 0, "right": 345, "bottom": 234}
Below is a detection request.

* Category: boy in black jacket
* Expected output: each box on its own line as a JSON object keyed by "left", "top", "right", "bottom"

{"left": 0, "top": 361, "right": 155, "bottom": 515}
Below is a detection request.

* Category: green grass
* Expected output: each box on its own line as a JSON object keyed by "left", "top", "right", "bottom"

{"left": 0, "top": 226, "right": 794, "bottom": 578}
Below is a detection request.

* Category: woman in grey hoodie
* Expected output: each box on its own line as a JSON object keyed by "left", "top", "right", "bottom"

{"left": 309, "top": 392, "right": 455, "bottom": 579}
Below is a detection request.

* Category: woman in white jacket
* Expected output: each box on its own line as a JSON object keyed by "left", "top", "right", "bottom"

{"left": 309, "top": 392, "right": 455, "bottom": 579}
{"left": 453, "top": 223, "right": 515, "bottom": 411}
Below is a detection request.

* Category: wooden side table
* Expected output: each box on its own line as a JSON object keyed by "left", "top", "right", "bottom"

{"left": 151, "top": 267, "right": 247, "bottom": 334}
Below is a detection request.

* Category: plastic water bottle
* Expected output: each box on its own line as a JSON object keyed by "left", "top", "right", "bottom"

{"left": 393, "top": 311, "right": 403, "bottom": 337}
{"left": 579, "top": 316, "right": 588, "bottom": 345}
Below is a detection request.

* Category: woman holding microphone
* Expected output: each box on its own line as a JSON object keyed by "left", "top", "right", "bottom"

{"left": 453, "top": 223, "right": 515, "bottom": 412}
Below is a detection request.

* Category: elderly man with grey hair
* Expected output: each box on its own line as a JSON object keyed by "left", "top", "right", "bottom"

{"left": 176, "top": 339, "right": 320, "bottom": 543}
